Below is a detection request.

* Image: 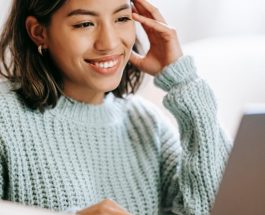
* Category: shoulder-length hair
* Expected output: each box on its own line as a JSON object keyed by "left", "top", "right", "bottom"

{"left": 0, "top": 0, "right": 144, "bottom": 112}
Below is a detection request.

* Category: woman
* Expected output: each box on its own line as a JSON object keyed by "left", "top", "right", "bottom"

{"left": 0, "top": 0, "right": 232, "bottom": 214}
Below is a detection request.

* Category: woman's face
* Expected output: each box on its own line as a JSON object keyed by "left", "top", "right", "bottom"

{"left": 45, "top": 0, "right": 136, "bottom": 103}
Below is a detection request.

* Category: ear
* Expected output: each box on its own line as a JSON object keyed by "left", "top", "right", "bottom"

{"left": 25, "top": 16, "right": 48, "bottom": 48}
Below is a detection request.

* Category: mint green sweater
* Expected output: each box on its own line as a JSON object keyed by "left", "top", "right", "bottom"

{"left": 0, "top": 56, "right": 231, "bottom": 215}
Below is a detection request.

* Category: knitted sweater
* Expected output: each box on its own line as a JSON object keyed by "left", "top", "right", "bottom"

{"left": 0, "top": 56, "right": 231, "bottom": 215}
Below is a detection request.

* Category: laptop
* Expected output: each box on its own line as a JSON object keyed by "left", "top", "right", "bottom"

{"left": 211, "top": 107, "right": 265, "bottom": 215}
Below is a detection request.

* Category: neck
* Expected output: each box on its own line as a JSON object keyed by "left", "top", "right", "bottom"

{"left": 63, "top": 84, "right": 105, "bottom": 105}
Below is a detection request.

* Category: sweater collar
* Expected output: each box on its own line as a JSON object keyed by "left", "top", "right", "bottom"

{"left": 48, "top": 93, "right": 124, "bottom": 126}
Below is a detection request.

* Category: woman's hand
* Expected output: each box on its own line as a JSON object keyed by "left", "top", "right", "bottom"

{"left": 76, "top": 199, "right": 131, "bottom": 215}
{"left": 130, "top": 0, "right": 183, "bottom": 76}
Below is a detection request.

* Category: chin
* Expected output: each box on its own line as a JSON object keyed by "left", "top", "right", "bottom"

{"left": 96, "top": 81, "right": 121, "bottom": 94}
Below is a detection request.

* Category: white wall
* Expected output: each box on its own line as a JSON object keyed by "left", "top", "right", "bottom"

{"left": 149, "top": 0, "right": 265, "bottom": 43}
{"left": 0, "top": 1, "right": 10, "bottom": 29}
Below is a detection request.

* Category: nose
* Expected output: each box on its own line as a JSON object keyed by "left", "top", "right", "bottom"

{"left": 94, "top": 23, "right": 119, "bottom": 53}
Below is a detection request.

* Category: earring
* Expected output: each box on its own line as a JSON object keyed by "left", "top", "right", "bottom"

{"left": 38, "top": 45, "right": 43, "bottom": 56}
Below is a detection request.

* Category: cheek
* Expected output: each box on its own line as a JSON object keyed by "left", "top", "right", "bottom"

{"left": 47, "top": 24, "right": 92, "bottom": 60}
{"left": 51, "top": 35, "right": 90, "bottom": 58}
{"left": 46, "top": 31, "right": 92, "bottom": 80}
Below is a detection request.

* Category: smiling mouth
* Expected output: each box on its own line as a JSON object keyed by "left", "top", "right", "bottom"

{"left": 87, "top": 59, "right": 119, "bottom": 69}
{"left": 85, "top": 54, "right": 122, "bottom": 68}
{"left": 84, "top": 54, "right": 123, "bottom": 74}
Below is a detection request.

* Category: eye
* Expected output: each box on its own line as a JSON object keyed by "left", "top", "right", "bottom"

{"left": 116, "top": 16, "right": 132, "bottom": 23}
{"left": 73, "top": 22, "right": 94, "bottom": 29}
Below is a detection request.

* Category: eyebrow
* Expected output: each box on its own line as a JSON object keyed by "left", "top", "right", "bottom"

{"left": 67, "top": 3, "right": 131, "bottom": 17}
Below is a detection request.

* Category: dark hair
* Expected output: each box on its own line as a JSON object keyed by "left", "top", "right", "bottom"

{"left": 0, "top": 0, "right": 144, "bottom": 112}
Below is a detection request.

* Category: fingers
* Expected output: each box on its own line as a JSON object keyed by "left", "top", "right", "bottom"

{"left": 132, "top": 0, "right": 152, "bottom": 20}
{"left": 77, "top": 199, "right": 131, "bottom": 215}
{"left": 131, "top": 2, "right": 139, "bottom": 14}
{"left": 132, "top": 0, "right": 166, "bottom": 24}
{"left": 132, "top": 0, "right": 170, "bottom": 35}
{"left": 132, "top": 12, "right": 170, "bottom": 34}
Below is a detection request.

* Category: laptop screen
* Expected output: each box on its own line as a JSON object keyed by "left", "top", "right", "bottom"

{"left": 211, "top": 112, "right": 265, "bottom": 214}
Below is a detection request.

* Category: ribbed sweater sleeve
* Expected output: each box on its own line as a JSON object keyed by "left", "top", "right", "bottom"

{"left": 154, "top": 56, "right": 232, "bottom": 215}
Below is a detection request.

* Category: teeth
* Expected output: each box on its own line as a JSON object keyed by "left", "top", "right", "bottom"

{"left": 94, "top": 60, "right": 118, "bottom": 69}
